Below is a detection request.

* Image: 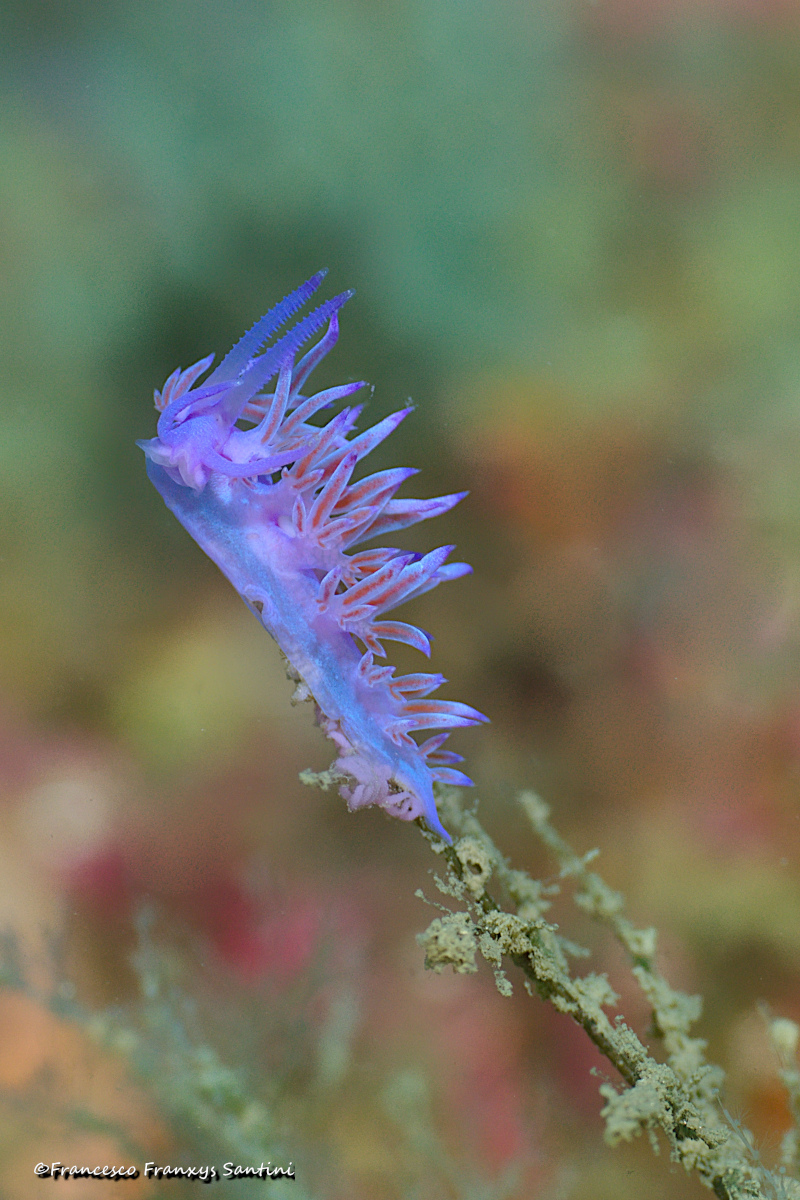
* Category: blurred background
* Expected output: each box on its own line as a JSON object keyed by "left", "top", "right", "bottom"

{"left": 1, "top": 0, "right": 800, "bottom": 1196}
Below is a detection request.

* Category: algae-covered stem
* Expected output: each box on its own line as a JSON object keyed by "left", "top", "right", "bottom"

{"left": 413, "top": 791, "right": 788, "bottom": 1200}
{"left": 436, "top": 832, "right": 641, "bottom": 1085}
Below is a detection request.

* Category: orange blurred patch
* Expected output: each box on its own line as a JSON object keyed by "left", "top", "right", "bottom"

{"left": 0, "top": 991, "right": 169, "bottom": 1200}
{"left": 452, "top": 378, "right": 657, "bottom": 545}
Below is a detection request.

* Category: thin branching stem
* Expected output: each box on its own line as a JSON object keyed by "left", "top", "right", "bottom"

{"left": 414, "top": 789, "right": 795, "bottom": 1200}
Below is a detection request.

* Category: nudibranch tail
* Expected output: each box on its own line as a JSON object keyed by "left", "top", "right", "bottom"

{"left": 140, "top": 274, "right": 486, "bottom": 842}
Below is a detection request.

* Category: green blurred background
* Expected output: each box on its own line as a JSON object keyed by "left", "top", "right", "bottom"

{"left": 2, "top": 1, "right": 800, "bottom": 1197}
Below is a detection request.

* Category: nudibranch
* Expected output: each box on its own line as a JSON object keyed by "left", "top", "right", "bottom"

{"left": 139, "top": 272, "right": 486, "bottom": 841}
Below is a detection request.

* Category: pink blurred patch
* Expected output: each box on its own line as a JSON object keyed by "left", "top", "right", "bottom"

{"left": 68, "top": 842, "right": 323, "bottom": 986}
{"left": 400, "top": 972, "right": 537, "bottom": 1170}
{"left": 182, "top": 875, "right": 321, "bottom": 984}
{"left": 70, "top": 848, "right": 133, "bottom": 914}
{"left": 464, "top": 1063, "right": 529, "bottom": 1169}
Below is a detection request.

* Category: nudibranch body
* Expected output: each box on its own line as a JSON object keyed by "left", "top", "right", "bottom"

{"left": 139, "top": 273, "right": 486, "bottom": 841}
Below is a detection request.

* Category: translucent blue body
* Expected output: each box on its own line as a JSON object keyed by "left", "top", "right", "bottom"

{"left": 141, "top": 276, "right": 486, "bottom": 841}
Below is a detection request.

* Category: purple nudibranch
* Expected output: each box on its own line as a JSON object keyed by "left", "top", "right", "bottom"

{"left": 139, "top": 272, "right": 486, "bottom": 841}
